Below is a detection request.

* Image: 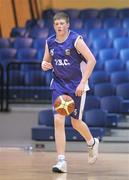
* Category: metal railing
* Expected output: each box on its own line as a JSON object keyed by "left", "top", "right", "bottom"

{"left": 0, "top": 64, "right": 4, "bottom": 111}
{"left": 5, "top": 62, "right": 52, "bottom": 111}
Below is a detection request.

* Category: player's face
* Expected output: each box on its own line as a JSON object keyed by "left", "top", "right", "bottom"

{"left": 54, "top": 19, "right": 69, "bottom": 36}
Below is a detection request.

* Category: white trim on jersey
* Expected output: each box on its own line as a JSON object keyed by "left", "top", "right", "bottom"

{"left": 74, "top": 35, "right": 82, "bottom": 49}
{"left": 79, "top": 91, "right": 87, "bottom": 120}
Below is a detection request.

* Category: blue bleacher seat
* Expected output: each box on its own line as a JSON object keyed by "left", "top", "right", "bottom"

{"left": 64, "top": 9, "right": 80, "bottom": 19}
{"left": 100, "top": 96, "right": 123, "bottom": 127}
{"left": 84, "top": 18, "right": 102, "bottom": 31}
{"left": 17, "top": 48, "right": 37, "bottom": 61}
{"left": 89, "top": 71, "right": 109, "bottom": 88}
{"left": 116, "top": 83, "right": 129, "bottom": 100}
{"left": 70, "top": 19, "right": 83, "bottom": 29}
{"left": 99, "top": 48, "right": 118, "bottom": 61}
{"left": 29, "top": 27, "right": 49, "bottom": 38}
{"left": 110, "top": 71, "right": 129, "bottom": 85}
{"left": 126, "top": 61, "right": 129, "bottom": 71}
{"left": 99, "top": 8, "right": 118, "bottom": 18}
{"left": 108, "top": 27, "right": 127, "bottom": 40}
{"left": 0, "top": 38, "right": 10, "bottom": 48}
{"left": 104, "top": 60, "right": 124, "bottom": 74}
{"left": 0, "top": 48, "right": 17, "bottom": 60}
{"left": 13, "top": 38, "right": 33, "bottom": 49}
{"left": 120, "top": 49, "right": 129, "bottom": 63}
{"left": 33, "top": 38, "right": 46, "bottom": 49}
{"left": 113, "top": 37, "right": 129, "bottom": 51}
{"left": 122, "top": 18, "right": 129, "bottom": 29}
{"left": 102, "top": 18, "right": 121, "bottom": 29}
{"left": 118, "top": 8, "right": 129, "bottom": 19}
{"left": 79, "top": 9, "right": 99, "bottom": 20}
{"left": 36, "top": 49, "right": 44, "bottom": 61}
{"left": 100, "top": 96, "right": 123, "bottom": 114}
{"left": 94, "top": 83, "right": 115, "bottom": 97}
{"left": 89, "top": 29, "right": 108, "bottom": 41}
{"left": 38, "top": 109, "right": 54, "bottom": 126}
{"left": 83, "top": 109, "right": 107, "bottom": 127}
{"left": 116, "top": 83, "right": 129, "bottom": 113}
{"left": 92, "top": 37, "right": 112, "bottom": 51}
{"left": 84, "top": 96, "right": 100, "bottom": 111}
{"left": 10, "top": 27, "right": 29, "bottom": 37}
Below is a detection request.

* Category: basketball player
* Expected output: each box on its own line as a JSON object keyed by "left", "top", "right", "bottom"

{"left": 41, "top": 12, "right": 99, "bottom": 173}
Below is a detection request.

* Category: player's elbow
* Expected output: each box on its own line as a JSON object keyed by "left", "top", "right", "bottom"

{"left": 92, "top": 57, "right": 96, "bottom": 67}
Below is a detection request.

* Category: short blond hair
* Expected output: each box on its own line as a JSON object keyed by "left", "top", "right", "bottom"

{"left": 53, "top": 12, "right": 69, "bottom": 23}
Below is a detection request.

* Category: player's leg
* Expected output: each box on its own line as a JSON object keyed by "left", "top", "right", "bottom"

{"left": 71, "top": 118, "right": 99, "bottom": 164}
{"left": 70, "top": 92, "right": 99, "bottom": 164}
{"left": 52, "top": 90, "right": 67, "bottom": 173}
{"left": 52, "top": 114, "right": 67, "bottom": 173}
{"left": 54, "top": 114, "right": 66, "bottom": 156}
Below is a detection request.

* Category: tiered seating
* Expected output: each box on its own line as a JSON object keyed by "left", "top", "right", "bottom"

{"left": 0, "top": 8, "right": 129, "bottom": 141}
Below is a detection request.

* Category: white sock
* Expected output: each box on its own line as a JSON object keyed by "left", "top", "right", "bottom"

{"left": 87, "top": 138, "right": 95, "bottom": 146}
{"left": 58, "top": 155, "right": 65, "bottom": 161}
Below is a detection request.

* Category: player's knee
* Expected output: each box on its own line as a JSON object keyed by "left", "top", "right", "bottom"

{"left": 54, "top": 114, "right": 65, "bottom": 128}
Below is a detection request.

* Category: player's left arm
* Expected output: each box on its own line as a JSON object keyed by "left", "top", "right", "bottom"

{"left": 75, "top": 37, "right": 96, "bottom": 96}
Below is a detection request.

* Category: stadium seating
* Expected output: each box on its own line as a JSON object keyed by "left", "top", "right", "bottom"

{"left": 0, "top": 7, "right": 128, "bottom": 141}
{"left": 104, "top": 60, "right": 124, "bottom": 74}
{"left": 110, "top": 71, "right": 129, "bottom": 85}
{"left": 89, "top": 29, "right": 108, "bottom": 41}
{"left": 94, "top": 83, "right": 115, "bottom": 97}
{"left": 33, "top": 38, "right": 46, "bottom": 49}
{"left": 92, "top": 37, "right": 111, "bottom": 51}
{"left": 98, "top": 8, "right": 118, "bottom": 18}
{"left": 120, "top": 49, "right": 129, "bottom": 63}
{"left": 83, "top": 109, "right": 107, "bottom": 127}
{"left": 17, "top": 48, "right": 37, "bottom": 61}
{"left": 0, "top": 48, "right": 17, "bottom": 60}
{"left": 0, "top": 38, "right": 11, "bottom": 48}
{"left": 122, "top": 18, "right": 129, "bottom": 29}
{"left": 89, "top": 71, "right": 109, "bottom": 88}
{"left": 102, "top": 18, "right": 121, "bottom": 29}
{"left": 79, "top": 9, "right": 99, "bottom": 19}
{"left": 10, "top": 27, "right": 29, "bottom": 38}
{"left": 84, "top": 95, "right": 100, "bottom": 111}
{"left": 116, "top": 83, "right": 129, "bottom": 100}
{"left": 29, "top": 27, "right": 49, "bottom": 38}
{"left": 113, "top": 37, "right": 129, "bottom": 51}
{"left": 99, "top": 48, "right": 118, "bottom": 61}
{"left": 108, "top": 27, "right": 127, "bottom": 40}
{"left": 84, "top": 18, "right": 102, "bottom": 31}
{"left": 118, "top": 8, "right": 129, "bottom": 19}
{"left": 13, "top": 38, "right": 33, "bottom": 49}
{"left": 32, "top": 109, "right": 105, "bottom": 141}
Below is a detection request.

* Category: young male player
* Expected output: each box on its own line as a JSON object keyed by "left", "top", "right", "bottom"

{"left": 42, "top": 12, "right": 99, "bottom": 173}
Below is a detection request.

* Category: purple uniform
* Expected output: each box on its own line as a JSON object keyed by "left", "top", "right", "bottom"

{"left": 47, "top": 30, "right": 89, "bottom": 119}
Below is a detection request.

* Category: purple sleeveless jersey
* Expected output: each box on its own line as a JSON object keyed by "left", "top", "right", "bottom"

{"left": 47, "top": 30, "right": 86, "bottom": 93}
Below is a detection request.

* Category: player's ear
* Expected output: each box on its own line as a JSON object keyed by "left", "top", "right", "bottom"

{"left": 67, "top": 22, "right": 70, "bottom": 28}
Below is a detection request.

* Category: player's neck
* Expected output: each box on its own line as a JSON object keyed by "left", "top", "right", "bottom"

{"left": 56, "top": 30, "right": 70, "bottom": 43}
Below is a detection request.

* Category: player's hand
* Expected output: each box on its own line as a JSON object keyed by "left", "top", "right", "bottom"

{"left": 75, "top": 82, "right": 85, "bottom": 96}
{"left": 41, "top": 61, "right": 53, "bottom": 71}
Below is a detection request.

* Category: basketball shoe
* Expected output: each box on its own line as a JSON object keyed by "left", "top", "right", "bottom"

{"left": 88, "top": 138, "right": 99, "bottom": 165}
{"left": 52, "top": 160, "right": 67, "bottom": 173}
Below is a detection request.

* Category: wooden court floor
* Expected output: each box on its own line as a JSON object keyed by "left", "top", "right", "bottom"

{"left": 0, "top": 148, "right": 128, "bottom": 180}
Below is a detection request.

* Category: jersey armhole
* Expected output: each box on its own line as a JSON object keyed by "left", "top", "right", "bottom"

{"left": 74, "top": 35, "right": 83, "bottom": 48}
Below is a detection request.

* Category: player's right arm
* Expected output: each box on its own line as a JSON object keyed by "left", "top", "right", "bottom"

{"left": 41, "top": 42, "right": 53, "bottom": 71}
